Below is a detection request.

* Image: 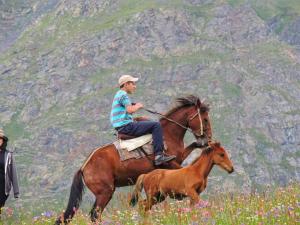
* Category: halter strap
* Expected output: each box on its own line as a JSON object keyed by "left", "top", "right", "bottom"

{"left": 188, "top": 108, "right": 204, "bottom": 136}
{"left": 144, "top": 108, "right": 204, "bottom": 137}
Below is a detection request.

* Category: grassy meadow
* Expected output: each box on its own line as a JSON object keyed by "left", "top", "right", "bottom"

{"left": 0, "top": 182, "right": 299, "bottom": 225}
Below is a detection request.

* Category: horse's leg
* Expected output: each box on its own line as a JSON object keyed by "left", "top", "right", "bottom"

{"left": 90, "top": 186, "right": 115, "bottom": 222}
{"left": 90, "top": 200, "right": 97, "bottom": 222}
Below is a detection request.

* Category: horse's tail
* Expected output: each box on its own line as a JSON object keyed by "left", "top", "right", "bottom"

{"left": 130, "top": 174, "right": 145, "bottom": 207}
{"left": 55, "top": 170, "right": 85, "bottom": 224}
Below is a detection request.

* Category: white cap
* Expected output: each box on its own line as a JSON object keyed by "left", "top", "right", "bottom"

{"left": 118, "top": 75, "right": 139, "bottom": 86}
{"left": 0, "top": 129, "right": 4, "bottom": 138}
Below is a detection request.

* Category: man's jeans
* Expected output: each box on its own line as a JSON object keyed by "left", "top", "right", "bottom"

{"left": 117, "top": 121, "right": 164, "bottom": 155}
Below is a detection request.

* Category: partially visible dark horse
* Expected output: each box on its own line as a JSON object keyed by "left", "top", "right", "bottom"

{"left": 55, "top": 95, "right": 212, "bottom": 224}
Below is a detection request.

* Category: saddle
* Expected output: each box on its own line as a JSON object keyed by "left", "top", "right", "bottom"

{"left": 113, "top": 134, "right": 154, "bottom": 161}
{"left": 117, "top": 133, "right": 137, "bottom": 140}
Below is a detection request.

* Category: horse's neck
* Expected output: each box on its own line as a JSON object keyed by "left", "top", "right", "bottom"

{"left": 161, "top": 115, "right": 187, "bottom": 157}
{"left": 191, "top": 153, "right": 214, "bottom": 178}
{"left": 161, "top": 108, "right": 188, "bottom": 143}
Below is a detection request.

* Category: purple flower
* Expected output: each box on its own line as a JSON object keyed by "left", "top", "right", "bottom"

{"left": 195, "top": 200, "right": 210, "bottom": 209}
{"left": 42, "top": 211, "right": 54, "bottom": 217}
{"left": 33, "top": 216, "right": 40, "bottom": 221}
{"left": 189, "top": 222, "right": 199, "bottom": 225}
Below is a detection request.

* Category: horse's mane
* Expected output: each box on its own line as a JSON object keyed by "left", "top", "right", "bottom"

{"left": 163, "top": 95, "right": 210, "bottom": 118}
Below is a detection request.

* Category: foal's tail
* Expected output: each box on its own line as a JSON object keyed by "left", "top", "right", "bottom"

{"left": 130, "top": 174, "right": 145, "bottom": 207}
{"left": 55, "top": 170, "right": 85, "bottom": 224}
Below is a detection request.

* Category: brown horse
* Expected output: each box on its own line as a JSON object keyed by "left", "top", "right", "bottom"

{"left": 55, "top": 95, "right": 212, "bottom": 224}
{"left": 130, "top": 141, "right": 234, "bottom": 211}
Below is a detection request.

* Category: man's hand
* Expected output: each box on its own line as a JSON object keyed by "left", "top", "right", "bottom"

{"left": 135, "top": 103, "right": 143, "bottom": 109}
{"left": 127, "top": 102, "right": 143, "bottom": 113}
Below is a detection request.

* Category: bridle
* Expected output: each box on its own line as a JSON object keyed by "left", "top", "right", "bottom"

{"left": 187, "top": 108, "right": 204, "bottom": 137}
{"left": 144, "top": 107, "right": 208, "bottom": 139}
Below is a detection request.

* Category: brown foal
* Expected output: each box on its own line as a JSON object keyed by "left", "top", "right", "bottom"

{"left": 130, "top": 141, "right": 234, "bottom": 211}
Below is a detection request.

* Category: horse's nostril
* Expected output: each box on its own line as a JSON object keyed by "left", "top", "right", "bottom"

{"left": 230, "top": 168, "right": 234, "bottom": 173}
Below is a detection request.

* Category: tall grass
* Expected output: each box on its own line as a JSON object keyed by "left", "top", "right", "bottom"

{"left": 1, "top": 183, "right": 299, "bottom": 224}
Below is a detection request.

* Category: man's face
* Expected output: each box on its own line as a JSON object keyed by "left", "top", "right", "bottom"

{"left": 124, "top": 81, "right": 136, "bottom": 94}
{"left": 0, "top": 138, "right": 3, "bottom": 147}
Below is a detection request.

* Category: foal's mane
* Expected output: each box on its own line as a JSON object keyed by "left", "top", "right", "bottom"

{"left": 190, "top": 142, "right": 220, "bottom": 165}
{"left": 162, "top": 95, "right": 210, "bottom": 119}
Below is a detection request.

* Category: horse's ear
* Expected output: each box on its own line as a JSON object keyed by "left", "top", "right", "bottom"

{"left": 196, "top": 99, "right": 201, "bottom": 108}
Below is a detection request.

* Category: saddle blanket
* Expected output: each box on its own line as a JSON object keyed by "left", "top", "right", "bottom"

{"left": 113, "top": 134, "right": 169, "bottom": 161}
{"left": 114, "top": 138, "right": 154, "bottom": 161}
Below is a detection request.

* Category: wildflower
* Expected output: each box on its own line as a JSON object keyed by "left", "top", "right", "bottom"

{"left": 195, "top": 200, "right": 209, "bottom": 209}
{"left": 256, "top": 210, "right": 264, "bottom": 216}
{"left": 189, "top": 222, "right": 199, "bottom": 225}
{"left": 178, "top": 207, "right": 192, "bottom": 213}
{"left": 5, "top": 207, "right": 13, "bottom": 217}
{"left": 131, "top": 212, "right": 140, "bottom": 221}
{"left": 272, "top": 207, "right": 280, "bottom": 217}
{"left": 33, "top": 216, "right": 40, "bottom": 221}
{"left": 201, "top": 210, "right": 211, "bottom": 218}
{"left": 42, "top": 211, "right": 54, "bottom": 217}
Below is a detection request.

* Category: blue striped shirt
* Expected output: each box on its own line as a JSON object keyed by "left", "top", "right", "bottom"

{"left": 110, "top": 90, "right": 133, "bottom": 128}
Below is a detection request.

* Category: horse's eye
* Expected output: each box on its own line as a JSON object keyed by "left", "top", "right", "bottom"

{"left": 220, "top": 153, "right": 225, "bottom": 157}
{"left": 204, "top": 120, "right": 209, "bottom": 126}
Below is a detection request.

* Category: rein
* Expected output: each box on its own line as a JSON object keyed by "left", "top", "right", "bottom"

{"left": 143, "top": 108, "right": 204, "bottom": 137}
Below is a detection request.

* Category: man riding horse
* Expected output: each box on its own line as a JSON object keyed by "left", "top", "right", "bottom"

{"left": 110, "top": 75, "right": 176, "bottom": 166}
{"left": 55, "top": 88, "right": 212, "bottom": 224}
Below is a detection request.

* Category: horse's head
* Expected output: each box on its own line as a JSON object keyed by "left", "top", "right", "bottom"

{"left": 161, "top": 95, "right": 212, "bottom": 147}
{"left": 205, "top": 141, "right": 234, "bottom": 173}
{"left": 187, "top": 98, "right": 212, "bottom": 147}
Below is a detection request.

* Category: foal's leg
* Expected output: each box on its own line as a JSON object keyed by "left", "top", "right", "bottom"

{"left": 138, "top": 199, "right": 148, "bottom": 211}
{"left": 144, "top": 189, "right": 159, "bottom": 211}
{"left": 145, "top": 194, "right": 155, "bottom": 211}
{"left": 187, "top": 189, "right": 200, "bottom": 205}
{"left": 144, "top": 191, "right": 164, "bottom": 211}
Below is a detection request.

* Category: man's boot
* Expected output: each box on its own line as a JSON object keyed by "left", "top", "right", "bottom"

{"left": 154, "top": 153, "right": 176, "bottom": 166}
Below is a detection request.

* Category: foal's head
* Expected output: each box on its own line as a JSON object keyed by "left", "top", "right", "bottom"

{"left": 204, "top": 142, "right": 234, "bottom": 173}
